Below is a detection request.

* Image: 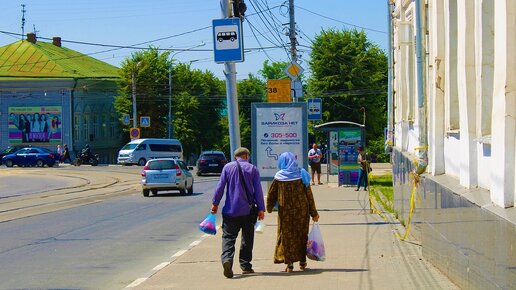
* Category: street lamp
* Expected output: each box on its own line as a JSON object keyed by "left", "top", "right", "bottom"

{"left": 168, "top": 42, "right": 205, "bottom": 139}
{"left": 131, "top": 61, "right": 142, "bottom": 129}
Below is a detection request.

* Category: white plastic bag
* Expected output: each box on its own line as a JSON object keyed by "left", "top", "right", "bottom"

{"left": 255, "top": 220, "right": 265, "bottom": 233}
{"left": 306, "top": 222, "right": 326, "bottom": 261}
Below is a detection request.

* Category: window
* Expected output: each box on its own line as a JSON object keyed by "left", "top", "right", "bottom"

{"left": 149, "top": 144, "right": 181, "bottom": 152}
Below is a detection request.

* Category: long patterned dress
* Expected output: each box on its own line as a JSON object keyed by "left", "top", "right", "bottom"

{"left": 266, "top": 179, "right": 318, "bottom": 264}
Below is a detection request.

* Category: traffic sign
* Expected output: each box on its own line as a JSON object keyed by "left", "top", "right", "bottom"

{"left": 130, "top": 128, "right": 140, "bottom": 139}
{"left": 122, "top": 114, "right": 130, "bottom": 125}
{"left": 307, "top": 98, "right": 322, "bottom": 120}
{"left": 284, "top": 62, "right": 304, "bottom": 80}
{"left": 213, "top": 18, "right": 244, "bottom": 63}
{"left": 267, "top": 79, "right": 292, "bottom": 103}
{"left": 140, "top": 116, "right": 151, "bottom": 127}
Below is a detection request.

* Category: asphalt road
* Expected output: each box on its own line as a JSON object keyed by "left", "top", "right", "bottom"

{"left": 0, "top": 165, "right": 222, "bottom": 289}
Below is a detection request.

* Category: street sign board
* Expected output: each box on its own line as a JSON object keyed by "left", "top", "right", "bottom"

{"left": 213, "top": 18, "right": 244, "bottom": 63}
{"left": 140, "top": 116, "right": 150, "bottom": 127}
{"left": 267, "top": 79, "right": 291, "bottom": 102}
{"left": 284, "top": 62, "right": 304, "bottom": 80}
{"left": 130, "top": 128, "right": 140, "bottom": 139}
{"left": 291, "top": 80, "right": 303, "bottom": 100}
{"left": 251, "top": 102, "right": 308, "bottom": 181}
{"left": 122, "top": 114, "right": 130, "bottom": 125}
{"left": 307, "top": 98, "right": 322, "bottom": 120}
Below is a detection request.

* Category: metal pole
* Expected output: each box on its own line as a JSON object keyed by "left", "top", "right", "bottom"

{"left": 132, "top": 70, "right": 137, "bottom": 129}
{"left": 168, "top": 43, "right": 205, "bottom": 139}
{"left": 221, "top": 0, "right": 241, "bottom": 155}
{"left": 168, "top": 63, "right": 172, "bottom": 139}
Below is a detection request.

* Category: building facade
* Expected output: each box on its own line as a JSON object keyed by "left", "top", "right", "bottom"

{"left": 0, "top": 34, "right": 124, "bottom": 163}
{"left": 389, "top": 0, "right": 515, "bottom": 289}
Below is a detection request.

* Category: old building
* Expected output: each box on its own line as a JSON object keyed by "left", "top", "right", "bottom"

{"left": 388, "top": 1, "right": 515, "bottom": 289}
{"left": 0, "top": 33, "right": 124, "bottom": 163}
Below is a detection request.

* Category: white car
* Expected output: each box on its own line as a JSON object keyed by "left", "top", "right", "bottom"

{"left": 140, "top": 158, "right": 194, "bottom": 196}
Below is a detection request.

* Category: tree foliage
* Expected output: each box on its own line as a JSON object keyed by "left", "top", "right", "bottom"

{"left": 114, "top": 48, "right": 225, "bottom": 158}
{"left": 258, "top": 60, "right": 289, "bottom": 80}
{"left": 307, "top": 29, "right": 387, "bottom": 144}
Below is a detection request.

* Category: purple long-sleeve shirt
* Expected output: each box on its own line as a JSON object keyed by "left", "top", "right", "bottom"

{"left": 212, "top": 158, "right": 265, "bottom": 217}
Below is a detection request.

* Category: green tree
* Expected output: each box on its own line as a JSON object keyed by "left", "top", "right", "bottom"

{"left": 114, "top": 48, "right": 169, "bottom": 138}
{"left": 258, "top": 60, "right": 289, "bottom": 80}
{"left": 307, "top": 29, "right": 387, "bottom": 156}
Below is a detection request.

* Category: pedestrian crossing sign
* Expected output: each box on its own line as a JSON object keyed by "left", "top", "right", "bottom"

{"left": 140, "top": 116, "right": 150, "bottom": 127}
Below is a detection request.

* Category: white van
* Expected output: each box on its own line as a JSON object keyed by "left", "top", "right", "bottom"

{"left": 117, "top": 138, "right": 183, "bottom": 166}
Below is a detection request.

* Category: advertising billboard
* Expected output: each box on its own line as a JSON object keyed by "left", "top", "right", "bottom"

{"left": 8, "top": 106, "right": 62, "bottom": 144}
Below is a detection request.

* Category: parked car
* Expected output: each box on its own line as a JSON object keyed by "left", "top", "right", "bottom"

{"left": 140, "top": 158, "right": 194, "bottom": 197}
{"left": 2, "top": 147, "right": 60, "bottom": 168}
{"left": 0, "top": 146, "right": 24, "bottom": 159}
{"left": 196, "top": 151, "right": 228, "bottom": 176}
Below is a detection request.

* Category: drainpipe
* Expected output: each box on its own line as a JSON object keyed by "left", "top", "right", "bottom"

{"left": 415, "top": 0, "right": 428, "bottom": 174}
{"left": 386, "top": 1, "right": 394, "bottom": 154}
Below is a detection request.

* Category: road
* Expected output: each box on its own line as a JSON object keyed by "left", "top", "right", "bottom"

{"left": 0, "top": 165, "right": 221, "bottom": 289}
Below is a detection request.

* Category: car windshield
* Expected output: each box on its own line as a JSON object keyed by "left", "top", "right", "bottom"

{"left": 121, "top": 143, "right": 139, "bottom": 150}
{"left": 203, "top": 154, "right": 225, "bottom": 160}
{"left": 148, "top": 160, "right": 175, "bottom": 170}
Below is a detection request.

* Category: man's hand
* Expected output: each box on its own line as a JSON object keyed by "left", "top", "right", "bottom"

{"left": 211, "top": 204, "right": 218, "bottom": 214}
{"left": 258, "top": 210, "right": 265, "bottom": 220}
{"left": 312, "top": 214, "right": 320, "bottom": 222}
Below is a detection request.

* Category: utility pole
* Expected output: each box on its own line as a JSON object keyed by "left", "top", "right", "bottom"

{"left": 288, "top": 0, "right": 297, "bottom": 63}
{"left": 221, "top": 0, "right": 241, "bottom": 156}
{"left": 21, "top": 4, "right": 26, "bottom": 40}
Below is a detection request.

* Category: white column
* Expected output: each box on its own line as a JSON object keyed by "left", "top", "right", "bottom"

{"left": 491, "top": 0, "right": 516, "bottom": 207}
{"left": 429, "top": 0, "right": 446, "bottom": 175}
{"left": 457, "top": 0, "right": 478, "bottom": 187}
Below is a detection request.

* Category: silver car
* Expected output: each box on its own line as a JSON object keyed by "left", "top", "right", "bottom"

{"left": 141, "top": 158, "right": 194, "bottom": 196}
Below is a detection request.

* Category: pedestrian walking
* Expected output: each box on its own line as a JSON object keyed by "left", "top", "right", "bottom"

{"left": 355, "top": 146, "right": 370, "bottom": 191}
{"left": 266, "top": 151, "right": 319, "bottom": 272}
{"left": 308, "top": 143, "right": 323, "bottom": 185}
{"left": 211, "top": 147, "right": 265, "bottom": 278}
{"left": 56, "top": 144, "right": 63, "bottom": 162}
{"left": 62, "top": 144, "right": 72, "bottom": 163}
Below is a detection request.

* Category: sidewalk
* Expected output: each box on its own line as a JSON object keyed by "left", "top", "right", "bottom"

{"left": 127, "top": 165, "right": 459, "bottom": 290}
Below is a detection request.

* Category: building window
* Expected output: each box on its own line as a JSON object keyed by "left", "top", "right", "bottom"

{"left": 83, "top": 114, "right": 89, "bottom": 142}
{"left": 74, "top": 113, "right": 80, "bottom": 142}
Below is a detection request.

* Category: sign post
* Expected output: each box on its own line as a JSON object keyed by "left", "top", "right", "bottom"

{"left": 251, "top": 102, "right": 308, "bottom": 181}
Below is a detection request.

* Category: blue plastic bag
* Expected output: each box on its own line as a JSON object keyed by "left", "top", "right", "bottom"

{"left": 198, "top": 213, "right": 217, "bottom": 235}
{"left": 306, "top": 222, "right": 326, "bottom": 261}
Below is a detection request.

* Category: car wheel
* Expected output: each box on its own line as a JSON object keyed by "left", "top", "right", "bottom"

{"left": 188, "top": 184, "right": 194, "bottom": 195}
{"left": 5, "top": 160, "right": 13, "bottom": 167}
{"left": 151, "top": 189, "right": 158, "bottom": 196}
{"left": 36, "top": 159, "right": 44, "bottom": 167}
{"left": 138, "top": 158, "right": 146, "bottom": 166}
{"left": 196, "top": 171, "right": 202, "bottom": 176}
{"left": 143, "top": 189, "right": 150, "bottom": 197}
{"left": 179, "top": 187, "right": 186, "bottom": 195}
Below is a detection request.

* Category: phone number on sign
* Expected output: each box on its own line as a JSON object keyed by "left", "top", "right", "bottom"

{"left": 270, "top": 132, "right": 297, "bottom": 138}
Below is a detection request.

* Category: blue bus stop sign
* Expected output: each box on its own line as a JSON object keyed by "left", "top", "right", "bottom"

{"left": 212, "top": 18, "right": 244, "bottom": 63}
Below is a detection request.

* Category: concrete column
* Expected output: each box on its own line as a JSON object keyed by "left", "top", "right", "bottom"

{"left": 491, "top": 0, "right": 516, "bottom": 207}
{"left": 429, "top": 0, "right": 446, "bottom": 175}
{"left": 457, "top": 0, "right": 478, "bottom": 187}
{"left": 444, "top": 0, "right": 459, "bottom": 132}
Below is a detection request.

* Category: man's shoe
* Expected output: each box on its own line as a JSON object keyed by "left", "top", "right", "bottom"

{"left": 223, "top": 261, "right": 233, "bottom": 278}
{"left": 242, "top": 269, "right": 255, "bottom": 274}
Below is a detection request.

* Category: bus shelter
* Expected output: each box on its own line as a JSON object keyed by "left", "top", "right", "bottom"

{"left": 314, "top": 121, "right": 365, "bottom": 186}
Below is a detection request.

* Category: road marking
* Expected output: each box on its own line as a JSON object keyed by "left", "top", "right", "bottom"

{"left": 123, "top": 226, "right": 221, "bottom": 289}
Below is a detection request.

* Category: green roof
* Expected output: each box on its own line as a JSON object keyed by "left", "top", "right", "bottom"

{"left": 0, "top": 40, "right": 120, "bottom": 79}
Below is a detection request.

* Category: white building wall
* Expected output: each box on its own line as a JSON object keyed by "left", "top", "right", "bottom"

{"left": 391, "top": 0, "right": 515, "bottom": 208}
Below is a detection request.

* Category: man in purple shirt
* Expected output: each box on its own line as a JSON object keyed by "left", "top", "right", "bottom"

{"left": 211, "top": 147, "right": 265, "bottom": 278}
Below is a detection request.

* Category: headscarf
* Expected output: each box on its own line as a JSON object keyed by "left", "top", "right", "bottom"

{"left": 274, "top": 152, "right": 311, "bottom": 187}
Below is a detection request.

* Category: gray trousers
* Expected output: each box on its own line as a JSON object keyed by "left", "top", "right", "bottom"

{"left": 221, "top": 214, "right": 255, "bottom": 271}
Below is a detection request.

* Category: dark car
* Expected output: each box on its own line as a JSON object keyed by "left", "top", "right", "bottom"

{"left": 2, "top": 147, "right": 60, "bottom": 168}
{"left": 196, "top": 151, "right": 228, "bottom": 176}
{"left": 0, "top": 146, "right": 24, "bottom": 159}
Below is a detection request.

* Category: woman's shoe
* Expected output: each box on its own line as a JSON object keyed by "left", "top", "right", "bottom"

{"left": 285, "top": 264, "right": 294, "bottom": 273}
{"left": 355, "top": 188, "right": 360, "bottom": 191}
{"left": 300, "top": 262, "right": 307, "bottom": 270}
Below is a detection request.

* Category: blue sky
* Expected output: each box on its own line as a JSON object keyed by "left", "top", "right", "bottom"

{"left": 1, "top": 1, "right": 388, "bottom": 80}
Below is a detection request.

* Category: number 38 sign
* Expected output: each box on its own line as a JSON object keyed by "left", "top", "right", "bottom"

{"left": 267, "top": 79, "right": 291, "bottom": 103}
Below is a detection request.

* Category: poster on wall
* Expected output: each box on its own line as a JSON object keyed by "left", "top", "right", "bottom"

{"left": 8, "top": 106, "right": 62, "bottom": 144}
{"left": 338, "top": 128, "right": 362, "bottom": 186}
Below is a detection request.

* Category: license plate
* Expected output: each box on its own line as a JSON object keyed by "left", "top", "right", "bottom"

{"left": 153, "top": 174, "right": 169, "bottom": 179}
{"left": 209, "top": 164, "right": 218, "bottom": 167}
